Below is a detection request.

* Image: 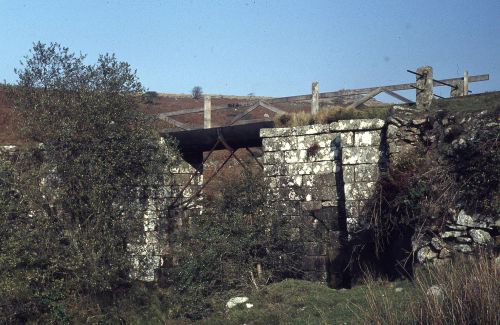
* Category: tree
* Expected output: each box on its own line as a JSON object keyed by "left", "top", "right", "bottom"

{"left": 142, "top": 90, "right": 159, "bottom": 104}
{"left": 191, "top": 85, "right": 203, "bottom": 99}
{"left": 1, "top": 42, "right": 178, "bottom": 322}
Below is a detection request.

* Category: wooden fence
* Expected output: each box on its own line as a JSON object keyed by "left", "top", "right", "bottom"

{"left": 159, "top": 66, "right": 489, "bottom": 131}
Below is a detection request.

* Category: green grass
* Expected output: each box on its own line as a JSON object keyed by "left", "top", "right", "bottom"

{"left": 429, "top": 91, "right": 500, "bottom": 112}
{"left": 199, "top": 279, "right": 413, "bottom": 325}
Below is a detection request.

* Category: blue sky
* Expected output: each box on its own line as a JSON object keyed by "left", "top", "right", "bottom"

{"left": 1, "top": 0, "right": 499, "bottom": 99}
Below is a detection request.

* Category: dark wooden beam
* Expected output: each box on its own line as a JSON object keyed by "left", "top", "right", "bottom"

{"left": 259, "top": 101, "right": 286, "bottom": 114}
{"left": 229, "top": 103, "right": 260, "bottom": 125}
{"left": 384, "top": 90, "right": 414, "bottom": 104}
{"left": 346, "top": 88, "right": 383, "bottom": 109}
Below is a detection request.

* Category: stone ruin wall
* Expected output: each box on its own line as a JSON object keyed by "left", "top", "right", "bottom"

{"left": 260, "top": 113, "right": 499, "bottom": 281}
{"left": 386, "top": 108, "right": 499, "bottom": 265}
{"left": 260, "top": 119, "right": 386, "bottom": 282}
{"left": 132, "top": 151, "right": 203, "bottom": 281}
{"left": 3, "top": 111, "right": 498, "bottom": 283}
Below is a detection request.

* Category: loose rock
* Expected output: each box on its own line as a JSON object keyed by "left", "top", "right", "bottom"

{"left": 427, "top": 285, "right": 444, "bottom": 301}
{"left": 226, "top": 297, "right": 249, "bottom": 309}
{"left": 455, "top": 244, "right": 472, "bottom": 253}
{"left": 417, "top": 246, "right": 438, "bottom": 263}
{"left": 469, "top": 229, "right": 492, "bottom": 245}
{"left": 456, "top": 210, "right": 476, "bottom": 227}
{"left": 431, "top": 237, "right": 445, "bottom": 251}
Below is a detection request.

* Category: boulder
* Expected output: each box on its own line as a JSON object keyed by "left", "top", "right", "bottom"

{"left": 469, "top": 229, "right": 492, "bottom": 245}
{"left": 439, "top": 247, "right": 452, "bottom": 259}
{"left": 412, "top": 118, "right": 428, "bottom": 126}
{"left": 456, "top": 210, "right": 476, "bottom": 227}
{"left": 417, "top": 246, "right": 438, "bottom": 263}
{"left": 441, "top": 231, "right": 466, "bottom": 239}
{"left": 456, "top": 236, "right": 472, "bottom": 243}
{"left": 454, "top": 244, "right": 472, "bottom": 253}
{"left": 431, "top": 237, "right": 445, "bottom": 251}
{"left": 226, "top": 297, "right": 249, "bottom": 309}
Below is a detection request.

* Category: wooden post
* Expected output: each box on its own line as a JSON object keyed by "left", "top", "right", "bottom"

{"left": 311, "top": 81, "right": 319, "bottom": 114}
{"left": 256, "top": 263, "right": 262, "bottom": 279}
{"left": 204, "top": 95, "right": 211, "bottom": 129}
{"left": 463, "top": 70, "right": 469, "bottom": 96}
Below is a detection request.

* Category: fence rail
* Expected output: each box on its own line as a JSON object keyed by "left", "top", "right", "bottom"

{"left": 157, "top": 67, "right": 489, "bottom": 131}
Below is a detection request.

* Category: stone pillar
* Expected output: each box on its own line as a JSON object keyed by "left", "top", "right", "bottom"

{"left": 260, "top": 119, "right": 385, "bottom": 287}
{"left": 204, "top": 95, "right": 211, "bottom": 129}
{"left": 311, "top": 81, "right": 319, "bottom": 114}
{"left": 416, "top": 66, "right": 433, "bottom": 110}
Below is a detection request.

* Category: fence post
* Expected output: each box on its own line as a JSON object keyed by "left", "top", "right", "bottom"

{"left": 450, "top": 79, "right": 464, "bottom": 97}
{"left": 204, "top": 95, "right": 211, "bottom": 129}
{"left": 311, "top": 81, "right": 319, "bottom": 114}
{"left": 463, "top": 70, "right": 469, "bottom": 96}
{"left": 416, "top": 66, "right": 433, "bottom": 110}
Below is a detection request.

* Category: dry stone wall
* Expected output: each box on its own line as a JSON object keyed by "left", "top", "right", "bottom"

{"left": 386, "top": 108, "right": 499, "bottom": 265}
{"left": 260, "top": 119, "right": 386, "bottom": 282}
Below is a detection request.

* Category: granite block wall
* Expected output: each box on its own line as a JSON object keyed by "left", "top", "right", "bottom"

{"left": 260, "top": 119, "right": 386, "bottom": 282}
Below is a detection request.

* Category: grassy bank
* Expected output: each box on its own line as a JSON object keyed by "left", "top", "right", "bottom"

{"left": 203, "top": 278, "right": 412, "bottom": 325}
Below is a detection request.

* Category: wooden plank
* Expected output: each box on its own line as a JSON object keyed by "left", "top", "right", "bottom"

{"left": 157, "top": 115, "right": 193, "bottom": 130}
{"left": 229, "top": 103, "right": 260, "bottom": 125}
{"left": 158, "top": 101, "right": 254, "bottom": 117}
{"left": 259, "top": 101, "right": 286, "bottom": 114}
{"left": 266, "top": 94, "right": 312, "bottom": 103}
{"left": 384, "top": 90, "right": 414, "bottom": 104}
{"left": 346, "top": 87, "right": 383, "bottom": 109}
{"left": 231, "top": 117, "right": 272, "bottom": 126}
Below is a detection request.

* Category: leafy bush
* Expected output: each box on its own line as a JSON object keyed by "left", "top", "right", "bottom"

{"left": 163, "top": 170, "right": 307, "bottom": 320}
{"left": 0, "top": 42, "right": 177, "bottom": 322}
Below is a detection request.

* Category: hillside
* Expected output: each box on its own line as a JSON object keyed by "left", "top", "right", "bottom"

{"left": 0, "top": 85, "right": 388, "bottom": 144}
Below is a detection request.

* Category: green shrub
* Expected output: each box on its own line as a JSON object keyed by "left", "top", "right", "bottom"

{"left": 0, "top": 42, "right": 178, "bottom": 322}
{"left": 164, "top": 170, "right": 308, "bottom": 320}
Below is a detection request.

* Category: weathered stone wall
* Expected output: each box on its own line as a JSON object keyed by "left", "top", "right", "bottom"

{"left": 260, "top": 119, "right": 386, "bottom": 282}
{"left": 132, "top": 148, "right": 203, "bottom": 281}
{"left": 386, "top": 108, "right": 499, "bottom": 266}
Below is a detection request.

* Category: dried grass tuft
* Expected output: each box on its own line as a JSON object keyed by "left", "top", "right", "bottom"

{"left": 356, "top": 252, "right": 500, "bottom": 325}
{"left": 273, "top": 106, "right": 391, "bottom": 127}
